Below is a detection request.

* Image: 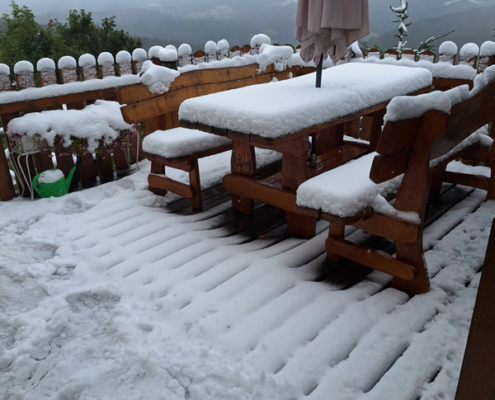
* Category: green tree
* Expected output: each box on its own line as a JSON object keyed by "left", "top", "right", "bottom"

{"left": 0, "top": 2, "right": 142, "bottom": 68}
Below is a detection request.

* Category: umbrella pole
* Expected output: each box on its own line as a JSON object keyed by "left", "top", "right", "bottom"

{"left": 316, "top": 54, "right": 323, "bottom": 88}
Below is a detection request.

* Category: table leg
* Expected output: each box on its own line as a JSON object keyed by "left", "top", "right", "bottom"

{"left": 369, "top": 109, "right": 386, "bottom": 151}
{"left": 231, "top": 140, "right": 256, "bottom": 214}
{"left": 281, "top": 138, "right": 316, "bottom": 238}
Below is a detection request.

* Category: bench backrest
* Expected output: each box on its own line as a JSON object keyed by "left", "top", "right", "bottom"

{"left": 117, "top": 64, "right": 296, "bottom": 135}
{"left": 370, "top": 76, "right": 495, "bottom": 185}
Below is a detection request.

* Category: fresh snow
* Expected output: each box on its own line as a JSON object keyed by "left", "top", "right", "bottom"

{"left": 36, "top": 58, "right": 56, "bottom": 71}
{"left": 178, "top": 44, "right": 193, "bottom": 57}
{"left": 439, "top": 41, "right": 458, "bottom": 56}
{"left": 6, "top": 100, "right": 132, "bottom": 152}
{"left": 0, "top": 63, "right": 10, "bottom": 75}
{"left": 353, "top": 57, "right": 477, "bottom": 80}
{"left": 0, "top": 154, "right": 492, "bottom": 400}
{"left": 57, "top": 56, "right": 77, "bottom": 69}
{"left": 142, "top": 128, "right": 231, "bottom": 158}
{"left": 160, "top": 48, "right": 178, "bottom": 62}
{"left": 216, "top": 39, "right": 230, "bottom": 52}
{"left": 139, "top": 61, "right": 180, "bottom": 95}
{"left": 0, "top": 74, "right": 139, "bottom": 105}
{"left": 459, "top": 43, "right": 480, "bottom": 58}
{"left": 78, "top": 53, "right": 96, "bottom": 67}
{"left": 385, "top": 90, "right": 451, "bottom": 122}
{"left": 480, "top": 41, "right": 495, "bottom": 57}
{"left": 179, "top": 63, "right": 432, "bottom": 139}
{"left": 116, "top": 50, "right": 132, "bottom": 64}
{"left": 13, "top": 61, "right": 34, "bottom": 74}
{"left": 148, "top": 46, "right": 164, "bottom": 59}
{"left": 132, "top": 48, "right": 148, "bottom": 61}
{"left": 257, "top": 44, "right": 293, "bottom": 72}
{"left": 205, "top": 40, "right": 217, "bottom": 54}
{"left": 38, "top": 169, "right": 65, "bottom": 184}
{"left": 250, "top": 34, "right": 272, "bottom": 48}
{"left": 179, "top": 55, "right": 257, "bottom": 73}
{"left": 98, "top": 52, "right": 114, "bottom": 65}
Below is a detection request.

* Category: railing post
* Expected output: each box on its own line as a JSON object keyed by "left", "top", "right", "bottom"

{"left": 0, "top": 137, "right": 15, "bottom": 201}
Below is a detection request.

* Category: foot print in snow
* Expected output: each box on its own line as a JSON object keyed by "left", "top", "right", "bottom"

{"left": 65, "top": 289, "right": 121, "bottom": 314}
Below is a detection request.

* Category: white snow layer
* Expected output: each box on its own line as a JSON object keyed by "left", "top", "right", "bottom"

{"left": 148, "top": 45, "right": 164, "bottom": 59}
{"left": 58, "top": 56, "right": 77, "bottom": 69}
{"left": 98, "top": 52, "right": 114, "bottom": 65}
{"left": 0, "top": 149, "right": 492, "bottom": 400}
{"left": 160, "top": 48, "right": 178, "bottom": 62}
{"left": 0, "top": 63, "right": 10, "bottom": 75}
{"left": 178, "top": 55, "right": 258, "bottom": 73}
{"left": 13, "top": 61, "right": 34, "bottom": 74}
{"left": 296, "top": 152, "right": 402, "bottom": 218}
{"left": 165, "top": 44, "right": 178, "bottom": 52}
{"left": 0, "top": 74, "right": 140, "bottom": 105}
{"left": 353, "top": 57, "right": 477, "bottom": 80}
{"left": 216, "top": 39, "right": 230, "bottom": 51}
{"left": 78, "top": 53, "right": 96, "bottom": 67}
{"left": 38, "top": 169, "right": 65, "bottom": 184}
{"left": 470, "top": 65, "right": 495, "bottom": 96}
{"left": 250, "top": 34, "right": 272, "bottom": 48}
{"left": 205, "top": 40, "right": 217, "bottom": 54}
{"left": 142, "top": 128, "right": 231, "bottom": 158}
{"left": 178, "top": 44, "right": 193, "bottom": 57}
{"left": 179, "top": 63, "right": 432, "bottom": 139}
{"left": 132, "top": 48, "right": 148, "bottom": 61}
{"left": 116, "top": 50, "right": 132, "bottom": 64}
{"left": 439, "top": 41, "right": 458, "bottom": 55}
{"left": 459, "top": 43, "right": 480, "bottom": 58}
{"left": 385, "top": 91, "right": 451, "bottom": 122}
{"left": 480, "top": 41, "right": 495, "bottom": 57}
{"left": 6, "top": 100, "right": 132, "bottom": 152}
{"left": 257, "top": 44, "right": 294, "bottom": 72}
{"left": 36, "top": 58, "right": 56, "bottom": 71}
{"left": 139, "top": 61, "right": 180, "bottom": 95}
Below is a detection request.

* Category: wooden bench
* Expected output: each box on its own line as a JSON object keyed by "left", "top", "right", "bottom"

{"left": 296, "top": 72, "right": 495, "bottom": 295}
{"left": 117, "top": 63, "right": 299, "bottom": 210}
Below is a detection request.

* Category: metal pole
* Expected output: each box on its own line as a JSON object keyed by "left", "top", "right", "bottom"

{"left": 316, "top": 54, "right": 323, "bottom": 88}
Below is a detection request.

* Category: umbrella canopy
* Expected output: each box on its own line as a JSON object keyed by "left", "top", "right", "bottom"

{"left": 295, "top": 0, "right": 370, "bottom": 64}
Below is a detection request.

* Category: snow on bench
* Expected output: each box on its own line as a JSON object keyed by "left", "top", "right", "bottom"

{"left": 142, "top": 128, "right": 231, "bottom": 159}
{"left": 179, "top": 63, "right": 432, "bottom": 139}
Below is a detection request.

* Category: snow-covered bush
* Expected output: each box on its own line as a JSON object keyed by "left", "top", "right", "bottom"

{"left": 116, "top": 51, "right": 133, "bottom": 75}
{"left": 58, "top": 56, "right": 77, "bottom": 83}
{"left": 78, "top": 54, "right": 98, "bottom": 80}
{"left": 205, "top": 41, "right": 217, "bottom": 62}
{"left": 13, "top": 61, "right": 35, "bottom": 89}
{"left": 216, "top": 39, "right": 229, "bottom": 60}
{"left": 98, "top": 52, "right": 115, "bottom": 77}
{"left": 178, "top": 44, "right": 193, "bottom": 66}
{"left": 36, "top": 58, "right": 57, "bottom": 86}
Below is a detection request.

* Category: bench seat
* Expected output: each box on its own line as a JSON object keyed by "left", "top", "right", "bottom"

{"left": 142, "top": 127, "right": 232, "bottom": 209}
{"left": 142, "top": 127, "right": 231, "bottom": 160}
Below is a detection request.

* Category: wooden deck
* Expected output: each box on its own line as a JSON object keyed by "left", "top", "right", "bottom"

{"left": 0, "top": 160, "right": 492, "bottom": 399}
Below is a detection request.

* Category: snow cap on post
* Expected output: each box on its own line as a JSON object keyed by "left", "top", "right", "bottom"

{"left": 216, "top": 39, "right": 230, "bottom": 52}
{"left": 132, "top": 48, "right": 147, "bottom": 61}
{"left": 148, "top": 46, "right": 164, "bottom": 59}
{"left": 165, "top": 44, "right": 177, "bottom": 52}
{"left": 178, "top": 44, "right": 192, "bottom": 57}
{"left": 13, "top": 60, "right": 34, "bottom": 74}
{"left": 480, "top": 41, "right": 495, "bottom": 57}
{"left": 116, "top": 50, "right": 132, "bottom": 64}
{"left": 36, "top": 58, "right": 56, "bottom": 71}
{"left": 250, "top": 34, "right": 271, "bottom": 48}
{"left": 58, "top": 55, "right": 77, "bottom": 69}
{"left": 78, "top": 53, "right": 96, "bottom": 67}
{"left": 0, "top": 63, "right": 10, "bottom": 75}
{"left": 257, "top": 44, "right": 293, "bottom": 72}
{"left": 439, "top": 41, "right": 458, "bottom": 56}
{"left": 460, "top": 43, "right": 480, "bottom": 58}
{"left": 159, "top": 48, "right": 178, "bottom": 62}
{"left": 139, "top": 60, "right": 180, "bottom": 95}
{"left": 205, "top": 41, "right": 216, "bottom": 54}
{"left": 98, "top": 52, "right": 115, "bottom": 65}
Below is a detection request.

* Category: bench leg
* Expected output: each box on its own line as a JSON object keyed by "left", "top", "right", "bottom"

{"left": 149, "top": 162, "right": 167, "bottom": 196}
{"left": 188, "top": 160, "right": 202, "bottom": 210}
{"left": 430, "top": 164, "right": 447, "bottom": 195}
{"left": 488, "top": 146, "right": 495, "bottom": 200}
{"left": 326, "top": 222, "right": 345, "bottom": 262}
{"left": 394, "top": 241, "right": 430, "bottom": 296}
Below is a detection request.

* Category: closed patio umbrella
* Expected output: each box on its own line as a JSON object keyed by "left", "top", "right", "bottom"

{"left": 295, "top": 0, "right": 370, "bottom": 87}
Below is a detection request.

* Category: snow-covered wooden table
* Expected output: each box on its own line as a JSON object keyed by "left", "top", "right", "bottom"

{"left": 179, "top": 63, "right": 433, "bottom": 237}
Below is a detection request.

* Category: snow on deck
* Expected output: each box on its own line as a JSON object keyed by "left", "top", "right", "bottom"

{"left": 0, "top": 155, "right": 493, "bottom": 400}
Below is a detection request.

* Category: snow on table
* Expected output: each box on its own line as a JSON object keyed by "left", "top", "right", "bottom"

{"left": 179, "top": 63, "right": 432, "bottom": 139}
{"left": 0, "top": 152, "right": 492, "bottom": 400}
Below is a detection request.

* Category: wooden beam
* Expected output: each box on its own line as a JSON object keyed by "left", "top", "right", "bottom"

{"left": 444, "top": 171, "right": 491, "bottom": 192}
{"left": 0, "top": 138, "right": 15, "bottom": 201}
{"left": 455, "top": 219, "right": 495, "bottom": 400}
{"left": 325, "top": 237, "right": 417, "bottom": 280}
{"left": 148, "top": 174, "right": 194, "bottom": 199}
{"left": 354, "top": 213, "right": 421, "bottom": 244}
